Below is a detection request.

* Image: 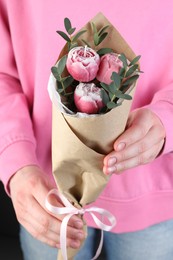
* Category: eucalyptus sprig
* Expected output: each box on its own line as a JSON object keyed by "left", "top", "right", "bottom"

{"left": 88, "top": 22, "right": 113, "bottom": 56}
{"left": 51, "top": 55, "right": 74, "bottom": 97}
{"left": 56, "top": 17, "right": 87, "bottom": 50}
{"left": 100, "top": 54, "right": 142, "bottom": 111}
{"left": 92, "top": 22, "right": 109, "bottom": 46}
{"left": 100, "top": 72, "right": 132, "bottom": 111}
{"left": 97, "top": 48, "right": 113, "bottom": 56}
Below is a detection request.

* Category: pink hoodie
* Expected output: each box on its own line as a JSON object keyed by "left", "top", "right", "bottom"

{"left": 0, "top": 0, "right": 173, "bottom": 233}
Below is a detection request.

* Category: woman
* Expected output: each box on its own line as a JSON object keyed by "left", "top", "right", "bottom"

{"left": 0, "top": 0, "right": 173, "bottom": 259}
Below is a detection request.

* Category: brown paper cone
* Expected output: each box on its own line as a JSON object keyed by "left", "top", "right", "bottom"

{"left": 53, "top": 86, "right": 135, "bottom": 260}
{"left": 51, "top": 12, "right": 139, "bottom": 260}
{"left": 52, "top": 87, "right": 135, "bottom": 207}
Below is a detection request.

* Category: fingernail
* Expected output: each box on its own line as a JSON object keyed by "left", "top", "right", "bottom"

{"left": 74, "top": 221, "right": 83, "bottom": 229}
{"left": 107, "top": 166, "right": 117, "bottom": 174}
{"left": 70, "top": 240, "right": 80, "bottom": 249}
{"left": 76, "top": 232, "right": 85, "bottom": 240}
{"left": 116, "top": 142, "right": 126, "bottom": 151}
{"left": 108, "top": 157, "right": 117, "bottom": 166}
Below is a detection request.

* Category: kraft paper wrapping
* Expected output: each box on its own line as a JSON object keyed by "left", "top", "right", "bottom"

{"left": 49, "top": 12, "right": 138, "bottom": 260}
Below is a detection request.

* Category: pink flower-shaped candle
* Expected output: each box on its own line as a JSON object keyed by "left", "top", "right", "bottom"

{"left": 96, "top": 53, "right": 123, "bottom": 84}
{"left": 66, "top": 46, "right": 100, "bottom": 82}
{"left": 74, "top": 83, "right": 104, "bottom": 114}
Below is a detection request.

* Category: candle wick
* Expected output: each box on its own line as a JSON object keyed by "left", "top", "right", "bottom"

{"left": 91, "top": 83, "right": 94, "bottom": 92}
{"left": 84, "top": 45, "right": 87, "bottom": 57}
{"left": 116, "top": 54, "right": 121, "bottom": 62}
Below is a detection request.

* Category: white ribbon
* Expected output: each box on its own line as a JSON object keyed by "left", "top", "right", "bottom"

{"left": 45, "top": 189, "right": 116, "bottom": 260}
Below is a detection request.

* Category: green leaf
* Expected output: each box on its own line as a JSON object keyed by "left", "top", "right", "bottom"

{"left": 100, "top": 89, "right": 110, "bottom": 105}
{"left": 114, "top": 91, "right": 132, "bottom": 100}
{"left": 113, "top": 89, "right": 124, "bottom": 98}
{"left": 107, "top": 101, "right": 118, "bottom": 109}
{"left": 62, "top": 76, "right": 74, "bottom": 88}
{"left": 123, "top": 74, "right": 139, "bottom": 86}
{"left": 68, "top": 27, "right": 76, "bottom": 35}
{"left": 72, "top": 30, "right": 87, "bottom": 42}
{"left": 58, "top": 88, "right": 65, "bottom": 94}
{"left": 98, "top": 32, "right": 108, "bottom": 45}
{"left": 119, "top": 67, "right": 126, "bottom": 78}
{"left": 92, "top": 22, "right": 97, "bottom": 34}
{"left": 97, "top": 48, "right": 112, "bottom": 56}
{"left": 111, "top": 72, "right": 121, "bottom": 88}
{"left": 120, "top": 93, "right": 132, "bottom": 100}
{"left": 100, "top": 82, "right": 109, "bottom": 91}
{"left": 98, "top": 25, "right": 109, "bottom": 36}
{"left": 129, "top": 55, "right": 141, "bottom": 66}
{"left": 81, "top": 39, "right": 91, "bottom": 48}
{"left": 57, "top": 55, "right": 67, "bottom": 75}
{"left": 119, "top": 84, "right": 129, "bottom": 93}
{"left": 56, "top": 30, "right": 71, "bottom": 42}
{"left": 64, "top": 18, "right": 72, "bottom": 33}
{"left": 109, "top": 82, "right": 117, "bottom": 93}
{"left": 94, "top": 33, "right": 99, "bottom": 45}
{"left": 51, "top": 66, "right": 61, "bottom": 81}
{"left": 119, "top": 53, "right": 128, "bottom": 68}
{"left": 108, "top": 91, "right": 114, "bottom": 100}
{"left": 57, "top": 81, "right": 63, "bottom": 92}
{"left": 126, "top": 64, "right": 139, "bottom": 77}
{"left": 92, "top": 23, "right": 108, "bottom": 46}
{"left": 92, "top": 23, "right": 99, "bottom": 45}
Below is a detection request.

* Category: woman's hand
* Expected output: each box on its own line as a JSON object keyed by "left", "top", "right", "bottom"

{"left": 9, "top": 166, "right": 85, "bottom": 248}
{"left": 103, "top": 108, "right": 166, "bottom": 175}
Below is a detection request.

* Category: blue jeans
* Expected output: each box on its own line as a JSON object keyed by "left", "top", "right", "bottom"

{"left": 20, "top": 219, "right": 173, "bottom": 260}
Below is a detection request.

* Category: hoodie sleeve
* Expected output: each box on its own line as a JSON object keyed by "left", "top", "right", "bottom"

{"left": 0, "top": 2, "right": 39, "bottom": 193}
{"left": 145, "top": 81, "right": 173, "bottom": 155}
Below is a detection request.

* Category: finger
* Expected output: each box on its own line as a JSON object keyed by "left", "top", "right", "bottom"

{"left": 22, "top": 218, "right": 82, "bottom": 249}
{"left": 20, "top": 198, "right": 85, "bottom": 248}
{"left": 103, "top": 140, "right": 164, "bottom": 175}
{"left": 30, "top": 177, "right": 83, "bottom": 229}
{"left": 113, "top": 123, "right": 149, "bottom": 152}
{"left": 104, "top": 125, "right": 165, "bottom": 167}
{"left": 43, "top": 191, "right": 84, "bottom": 229}
{"left": 27, "top": 196, "right": 85, "bottom": 239}
{"left": 21, "top": 215, "right": 60, "bottom": 247}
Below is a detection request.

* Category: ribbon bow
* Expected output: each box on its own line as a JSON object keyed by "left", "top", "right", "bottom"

{"left": 45, "top": 189, "right": 116, "bottom": 260}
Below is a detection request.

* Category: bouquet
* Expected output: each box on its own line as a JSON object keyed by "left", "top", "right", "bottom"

{"left": 47, "top": 13, "right": 142, "bottom": 260}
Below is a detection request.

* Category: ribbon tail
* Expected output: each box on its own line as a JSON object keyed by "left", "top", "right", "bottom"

{"left": 91, "top": 229, "right": 104, "bottom": 260}
{"left": 60, "top": 213, "right": 74, "bottom": 260}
